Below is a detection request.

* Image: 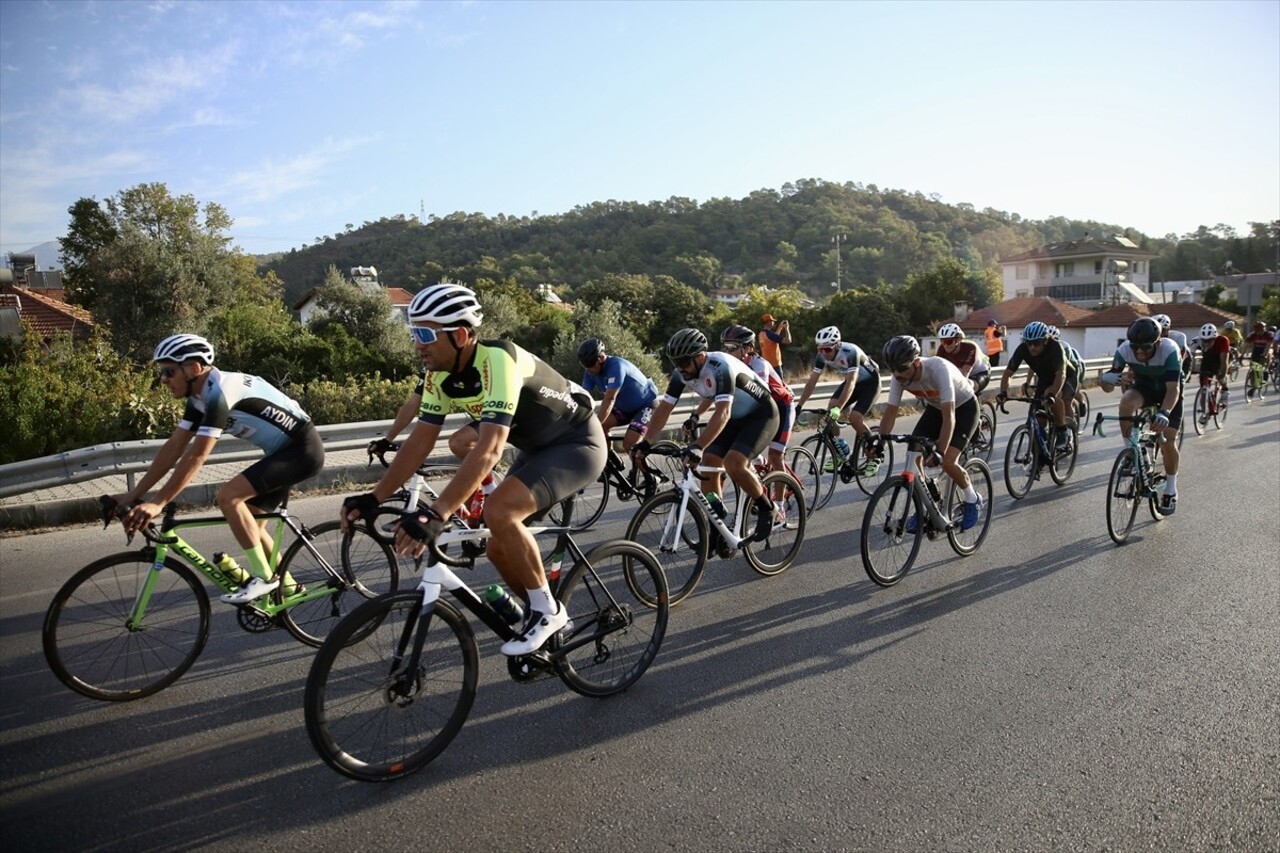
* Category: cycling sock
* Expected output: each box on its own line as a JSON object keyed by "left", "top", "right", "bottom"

{"left": 1165, "top": 473, "right": 1178, "bottom": 494}
{"left": 963, "top": 485, "right": 979, "bottom": 503}
{"left": 526, "top": 584, "right": 557, "bottom": 616}
{"left": 244, "top": 544, "right": 272, "bottom": 581}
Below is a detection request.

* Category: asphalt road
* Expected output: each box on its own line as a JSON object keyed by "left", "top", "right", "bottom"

{"left": 2, "top": 394, "right": 1277, "bottom": 852}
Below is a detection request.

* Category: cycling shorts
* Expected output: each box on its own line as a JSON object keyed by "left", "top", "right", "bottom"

{"left": 242, "top": 423, "right": 326, "bottom": 511}
{"left": 614, "top": 404, "right": 655, "bottom": 437}
{"left": 706, "top": 399, "right": 779, "bottom": 463}
{"left": 912, "top": 397, "right": 979, "bottom": 453}
{"left": 769, "top": 401, "right": 795, "bottom": 453}
{"left": 507, "top": 416, "right": 607, "bottom": 515}
{"left": 1132, "top": 385, "right": 1184, "bottom": 429}
{"left": 833, "top": 374, "right": 882, "bottom": 416}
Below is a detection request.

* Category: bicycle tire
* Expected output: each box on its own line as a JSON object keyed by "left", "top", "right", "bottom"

{"left": 1105, "top": 449, "right": 1140, "bottom": 545}
{"left": 555, "top": 540, "right": 669, "bottom": 698}
{"left": 860, "top": 475, "right": 923, "bottom": 587}
{"left": 549, "top": 471, "right": 610, "bottom": 531}
{"left": 784, "top": 444, "right": 822, "bottom": 518}
{"left": 277, "top": 520, "right": 401, "bottom": 648}
{"left": 1074, "top": 392, "right": 1089, "bottom": 425}
{"left": 1191, "top": 386, "right": 1207, "bottom": 436}
{"left": 43, "top": 552, "right": 210, "bottom": 701}
{"left": 624, "top": 490, "right": 708, "bottom": 606}
{"left": 1146, "top": 440, "right": 1167, "bottom": 523}
{"left": 1228, "top": 359, "right": 1239, "bottom": 381}
{"left": 800, "top": 434, "right": 839, "bottom": 510}
{"left": 1003, "top": 424, "right": 1037, "bottom": 499}
{"left": 1048, "top": 424, "right": 1078, "bottom": 485}
{"left": 304, "top": 593, "right": 478, "bottom": 782}
{"left": 853, "top": 427, "right": 894, "bottom": 497}
{"left": 946, "top": 459, "right": 994, "bottom": 556}
{"left": 648, "top": 440, "right": 686, "bottom": 496}
{"left": 743, "top": 472, "right": 807, "bottom": 576}
{"left": 969, "top": 402, "right": 997, "bottom": 462}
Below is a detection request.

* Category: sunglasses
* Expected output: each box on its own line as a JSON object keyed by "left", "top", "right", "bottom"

{"left": 1133, "top": 342, "right": 1156, "bottom": 353}
{"left": 722, "top": 342, "right": 744, "bottom": 353}
{"left": 674, "top": 356, "right": 697, "bottom": 369}
{"left": 818, "top": 345, "right": 837, "bottom": 355}
{"left": 890, "top": 362, "right": 915, "bottom": 376}
{"left": 409, "top": 326, "right": 459, "bottom": 346}
{"left": 156, "top": 367, "right": 179, "bottom": 380}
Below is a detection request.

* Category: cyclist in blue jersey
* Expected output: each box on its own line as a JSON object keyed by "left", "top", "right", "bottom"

{"left": 578, "top": 338, "right": 659, "bottom": 457}
{"left": 1099, "top": 318, "right": 1182, "bottom": 515}
{"left": 114, "top": 334, "right": 325, "bottom": 603}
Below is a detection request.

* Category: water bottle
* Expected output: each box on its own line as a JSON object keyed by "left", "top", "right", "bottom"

{"left": 706, "top": 492, "right": 728, "bottom": 520}
{"left": 834, "top": 437, "right": 851, "bottom": 461}
{"left": 212, "top": 552, "right": 251, "bottom": 585}
{"left": 484, "top": 585, "right": 524, "bottom": 626}
{"left": 924, "top": 477, "right": 943, "bottom": 506}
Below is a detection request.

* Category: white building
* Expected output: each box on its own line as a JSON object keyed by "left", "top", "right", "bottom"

{"left": 1000, "top": 234, "right": 1157, "bottom": 307}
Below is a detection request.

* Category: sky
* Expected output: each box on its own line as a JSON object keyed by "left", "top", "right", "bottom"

{"left": 1, "top": 0, "right": 1277, "bottom": 261}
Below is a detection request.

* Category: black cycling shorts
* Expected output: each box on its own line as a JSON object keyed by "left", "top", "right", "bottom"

{"left": 833, "top": 374, "right": 881, "bottom": 416}
{"left": 1132, "top": 385, "right": 1184, "bottom": 429}
{"left": 508, "top": 416, "right": 607, "bottom": 515}
{"left": 706, "top": 399, "right": 780, "bottom": 462}
{"left": 912, "top": 397, "right": 979, "bottom": 453}
{"left": 242, "top": 423, "right": 326, "bottom": 511}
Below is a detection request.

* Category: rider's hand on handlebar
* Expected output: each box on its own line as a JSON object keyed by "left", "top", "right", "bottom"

{"left": 681, "top": 444, "right": 703, "bottom": 468}
{"left": 396, "top": 507, "right": 445, "bottom": 558}
{"left": 366, "top": 437, "right": 398, "bottom": 459}
{"left": 681, "top": 415, "right": 700, "bottom": 436}
{"left": 341, "top": 492, "right": 380, "bottom": 532}
{"left": 1153, "top": 410, "right": 1170, "bottom": 430}
{"left": 995, "top": 390, "right": 1008, "bottom": 405}
{"left": 123, "top": 501, "right": 160, "bottom": 535}
{"left": 630, "top": 438, "right": 652, "bottom": 459}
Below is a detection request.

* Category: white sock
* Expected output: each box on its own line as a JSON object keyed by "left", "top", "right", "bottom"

{"left": 963, "top": 485, "right": 979, "bottom": 502}
{"left": 1165, "top": 473, "right": 1177, "bottom": 495}
{"left": 526, "top": 584, "right": 557, "bottom": 616}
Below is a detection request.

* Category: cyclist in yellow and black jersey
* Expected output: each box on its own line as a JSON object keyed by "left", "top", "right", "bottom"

{"left": 341, "top": 284, "right": 606, "bottom": 656}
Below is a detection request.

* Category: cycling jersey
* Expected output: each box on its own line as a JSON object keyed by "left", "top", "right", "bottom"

{"left": 1006, "top": 339, "right": 1075, "bottom": 385}
{"left": 812, "top": 341, "right": 879, "bottom": 384}
{"left": 744, "top": 353, "right": 794, "bottom": 405}
{"left": 1109, "top": 338, "right": 1182, "bottom": 392}
{"left": 662, "top": 351, "right": 773, "bottom": 419}
{"left": 887, "top": 357, "right": 976, "bottom": 410}
{"left": 417, "top": 339, "right": 593, "bottom": 452}
{"left": 1062, "top": 342, "right": 1084, "bottom": 377}
{"left": 1199, "top": 334, "right": 1230, "bottom": 375}
{"left": 582, "top": 355, "right": 659, "bottom": 415}
{"left": 1224, "top": 327, "right": 1244, "bottom": 349}
{"left": 936, "top": 339, "right": 987, "bottom": 377}
{"left": 179, "top": 368, "right": 311, "bottom": 455}
{"left": 1246, "top": 331, "right": 1274, "bottom": 361}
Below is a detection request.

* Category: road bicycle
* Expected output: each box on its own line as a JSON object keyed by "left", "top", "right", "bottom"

{"left": 366, "top": 442, "right": 503, "bottom": 539}
{"left": 43, "top": 495, "right": 399, "bottom": 702}
{"left": 859, "top": 434, "right": 994, "bottom": 587}
{"left": 1000, "top": 395, "right": 1079, "bottom": 499}
{"left": 548, "top": 430, "right": 680, "bottom": 531}
{"left": 1191, "top": 375, "right": 1229, "bottom": 434}
{"left": 1244, "top": 359, "right": 1269, "bottom": 402}
{"left": 1227, "top": 349, "right": 1242, "bottom": 382}
{"left": 681, "top": 416, "right": 822, "bottom": 519}
{"left": 797, "top": 410, "right": 895, "bottom": 508}
{"left": 962, "top": 397, "right": 1000, "bottom": 463}
{"left": 1093, "top": 408, "right": 1170, "bottom": 545}
{"left": 624, "top": 444, "right": 806, "bottom": 606}
{"left": 303, "top": 505, "right": 668, "bottom": 782}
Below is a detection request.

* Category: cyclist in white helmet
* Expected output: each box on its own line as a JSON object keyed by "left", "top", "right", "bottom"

{"left": 1152, "top": 313, "right": 1191, "bottom": 381}
{"left": 935, "top": 323, "right": 990, "bottom": 394}
{"left": 794, "top": 325, "right": 882, "bottom": 473}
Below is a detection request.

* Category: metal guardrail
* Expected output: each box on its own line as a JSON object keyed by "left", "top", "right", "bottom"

{"left": 0, "top": 360, "right": 1113, "bottom": 500}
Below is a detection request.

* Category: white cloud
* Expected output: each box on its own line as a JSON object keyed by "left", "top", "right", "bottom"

{"left": 214, "top": 135, "right": 377, "bottom": 206}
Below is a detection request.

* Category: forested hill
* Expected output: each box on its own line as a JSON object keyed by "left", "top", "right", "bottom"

{"left": 260, "top": 178, "right": 1272, "bottom": 307}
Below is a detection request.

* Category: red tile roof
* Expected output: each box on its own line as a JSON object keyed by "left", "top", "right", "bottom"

{"left": 1068, "top": 302, "right": 1243, "bottom": 328}
{"left": 1, "top": 285, "right": 94, "bottom": 339}
{"left": 955, "top": 297, "right": 1094, "bottom": 334}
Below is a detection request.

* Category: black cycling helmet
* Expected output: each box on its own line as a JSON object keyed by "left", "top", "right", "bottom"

{"left": 578, "top": 337, "right": 604, "bottom": 366}
{"left": 883, "top": 335, "right": 921, "bottom": 370}
{"left": 1127, "top": 317, "right": 1161, "bottom": 346}
{"left": 721, "top": 324, "right": 755, "bottom": 347}
{"left": 667, "top": 328, "right": 709, "bottom": 360}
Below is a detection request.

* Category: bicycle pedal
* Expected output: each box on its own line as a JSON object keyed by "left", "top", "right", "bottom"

{"left": 507, "top": 651, "right": 555, "bottom": 683}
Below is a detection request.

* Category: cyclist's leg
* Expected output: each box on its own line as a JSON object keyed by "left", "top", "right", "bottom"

{"left": 447, "top": 421, "right": 480, "bottom": 462}
{"left": 713, "top": 405, "right": 777, "bottom": 540}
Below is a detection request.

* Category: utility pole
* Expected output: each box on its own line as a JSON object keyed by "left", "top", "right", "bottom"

{"left": 832, "top": 234, "right": 846, "bottom": 292}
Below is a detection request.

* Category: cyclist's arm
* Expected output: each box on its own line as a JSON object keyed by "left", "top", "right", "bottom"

{"left": 385, "top": 392, "right": 423, "bottom": 443}
{"left": 370, "top": 419, "right": 441, "bottom": 504}
{"left": 433, "top": 421, "right": 506, "bottom": 520}
{"left": 118, "top": 427, "right": 194, "bottom": 503}
{"left": 829, "top": 375, "right": 855, "bottom": 412}
{"left": 150, "top": 433, "right": 219, "bottom": 506}
{"left": 878, "top": 403, "right": 900, "bottom": 436}
{"left": 794, "top": 369, "right": 821, "bottom": 410}
{"left": 1159, "top": 378, "right": 1180, "bottom": 417}
{"left": 936, "top": 400, "right": 956, "bottom": 458}
{"left": 696, "top": 399, "right": 733, "bottom": 451}
{"left": 596, "top": 387, "right": 619, "bottom": 426}
{"left": 1045, "top": 367, "right": 1067, "bottom": 400}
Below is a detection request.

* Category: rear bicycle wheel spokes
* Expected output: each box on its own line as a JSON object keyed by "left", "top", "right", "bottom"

{"left": 1105, "top": 449, "right": 1141, "bottom": 546}
{"left": 304, "top": 593, "right": 477, "bottom": 782}
{"left": 624, "top": 490, "right": 708, "bottom": 606}
{"left": 1191, "top": 387, "right": 1207, "bottom": 436}
{"left": 800, "top": 434, "right": 838, "bottom": 510}
{"left": 744, "top": 472, "right": 807, "bottom": 576}
{"left": 784, "top": 445, "right": 822, "bottom": 518}
{"left": 42, "top": 553, "right": 210, "bottom": 701}
{"left": 277, "top": 520, "right": 401, "bottom": 648}
{"left": 549, "top": 472, "right": 610, "bottom": 531}
{"left": 1003, "top": 424, "right": 1037, "bottom": 499}
{"left": 1048, "top": 424, "right": 1078, "bottom": 485}
{"left": 555, "top": 540, "right": 669, "bottom": 698}
{"left": 860, "top": 475, "right": 923, "bottom": 587}
{"left": 972, "top": 402, "right": 997, "bottom": 462}
{"left": 854, "top": 427, "right": 894, "bottom": 496}
{"left": 947, "top": 459, "right": 994, "bottom": 556}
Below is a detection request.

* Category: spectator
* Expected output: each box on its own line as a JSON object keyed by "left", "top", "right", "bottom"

{"left": 758, "top": 314, "right": 791, "bottom": 371}
{"left": 984, "top": 319, "right": 1006, "bottom": 367}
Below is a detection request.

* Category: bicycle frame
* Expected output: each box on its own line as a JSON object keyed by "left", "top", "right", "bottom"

{"left": 655, "top": 463, "right": 752, "bottom": 555}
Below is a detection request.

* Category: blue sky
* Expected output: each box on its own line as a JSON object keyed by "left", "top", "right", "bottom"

{"left": 1, "top": 0, "right": 1277, "bottom": 259}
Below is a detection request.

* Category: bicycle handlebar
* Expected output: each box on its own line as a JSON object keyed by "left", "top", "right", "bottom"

{"left": 98, "top": 495, "right": 168, "bottom": 545}
{"left": 367, "top": 440, "right": 436, "bottom": 478}
{"left": 871, "top": 434, "right": 939, "bottom": 455}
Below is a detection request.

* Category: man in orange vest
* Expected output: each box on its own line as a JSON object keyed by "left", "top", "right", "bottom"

{"left": 758, "top": 314, "right": 791, "bottom": 371}
{"left": 983, "top": 319, "right": 1006, "bottom": 366}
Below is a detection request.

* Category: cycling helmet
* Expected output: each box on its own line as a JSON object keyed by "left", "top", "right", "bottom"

{"left": 1253, "top": 321, "right": 1266, "bottom": 331}
{"left": 1152, "top": 313, "right": 1171, "bottom": 331}
{"left": 666, "top": 328, "right": 709, "bottom": 360}
{"left": 815, "top": 326, "right": 842, "bottom": 347}
{"left": 1127, "top": 317, "right": 1161, "bottom": 346}
{"left": 1199, "top": 323, "right": 1218, "bottom": 341}
{"left": 721, "top": 324, "right": 755, "bottom": 346}
{"left": 577, "top": 338, "right": 604, "bottom": 365}
{"left": 937, "top": 323, "right": 963, "bottom": 340}
{"left": 1224, "top": 320, "right": 1236, "bottom": 330}
{"left": 153, "top": 334, "right": 215, "bottom": 365}
{"left": 407, "top": 283, "right": 484, "bottom": 327}
{"left": 1046, "top": 325, "right": 1060, "bottom": 338}
{"left": 1022, "top": 321, "right": 1050, "bottom": 342}
{"left": 882, "top": 335, "right": 921, "bottom": 369}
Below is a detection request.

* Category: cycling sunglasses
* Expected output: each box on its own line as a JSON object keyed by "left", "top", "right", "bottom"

{"left": 890, "top": 362, "right": 915, "bottom": 376}
{"left": 409, "top": 326, "right": 459, "bottom": 346}
{"left": 1133, "top": 342, "right": 1156, "bottom": 353}
{"left": 155, "top": 367, "right": 179, "bottom": 380}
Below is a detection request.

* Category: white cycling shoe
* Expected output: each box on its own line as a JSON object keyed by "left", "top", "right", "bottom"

{"left": 501, "top": 604, "right": 568, "bottom": 656}
{"left": 219, "top": 576, "right": 279, "bottom": 605}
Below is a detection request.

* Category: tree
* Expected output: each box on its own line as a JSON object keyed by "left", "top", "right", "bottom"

{"left": 897, "top": 258, "right": 974, "bottom": 331}
{"left": 309, "top": 266, "right": 416, "bottom": 377}
{"left": 549, "top": 298, "right": 662, "bottom": 381}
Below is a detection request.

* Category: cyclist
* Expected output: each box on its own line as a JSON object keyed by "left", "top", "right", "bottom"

{"left": 1152, "top": 313, "right": 1192, "bottom": 380}
{"left": 1195, "top": 323, "right": 1231, "bottom": 424}
{"left": 1223, "top": 320, "right": 1244, "bottom": 367}
{"left": 1047, "top": 325, "right": 1090, "bottom": 416}
{"left": 794, "top": 325, "right": 882, "bottom": 474}
{"left": 340, "top": 284, "right": 607, "bottom": 656}
{"left": 935, "top": 323, "right": 991, "bottom": 394}
{"left": 634, "top": 328, "right": 780, "bottom": 547}
{"left": 1244, "top": 322, "right": 1275, "bottom": 398}
{"left": 114, "top": 334, "right": 324, "bottom": 604}
{"left": 997, "top": 321, "right": 1077, "bottom": 453}
{"left": 874, "top": 335, "right": 983, "bottom": 531}
{"left": 1098, "top": 317, "right": 1182, "bottom": 515}
{"left": 719, "top": 324, "right": 796, "bottom": 482}
{"left": 578, "top": 337, "right": 659, "bottom": 458}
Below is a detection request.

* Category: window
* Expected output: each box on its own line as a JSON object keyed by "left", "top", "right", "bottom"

{"left": 1055, "top": 262, "right": 1075, "bottom": 278}
{"left": 1015, "top": 265, "right": 1029, "bottom": 280}
{"left": 1094, "top": 261, "right": 1103, "bottom": 275}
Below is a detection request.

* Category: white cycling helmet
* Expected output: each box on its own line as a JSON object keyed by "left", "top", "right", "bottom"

{"left": 1200, "top": 323, "right": 1218, "bottom": 341}
{"left": 1224, "top": 320, "right": 1236, "bottom": 330}
{"left": 1047, "top": 325, "right": 1060, "bottom": 338}
{"left": 937, "top": 323, "right": 964, "bottom": 340}
{"left": 153, "top": 334, "right": 214, "bottom": 365}
{"left": 815, "top": 326, "right": 841, "bottom": 347}
{"left": 408, "top": 283, "right": 484, "bottom": 327}
{"left": 1152, "top": 313, "right": 1171, "bottom": 331}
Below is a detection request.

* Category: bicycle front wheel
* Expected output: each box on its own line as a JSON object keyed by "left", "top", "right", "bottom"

{"left": 946, "top": 459, "right": 994, "bottom": 556}
{"left": 1191, "top": 386, "right": 1207, "bottom": 436}
{"left": 1003, "top": 424, "right": 1037, "bottom": 499}
{"left": 800, "top": 434, "right": 839, "bottom": 510}
{"left": 555, "top": 540, "right": 669, "bottom": 698}
{"left": 784, "top": 444, "right": 822, "bottom": 518}
{"left": 744, "top": 472, "right": 807, "bottom": 576}
{"left": 304, "top": 593, "right": 478, "bottom": 782}
{"left": 625, "top": 491, "right": 708, "bottom": 606}
{"left": 43, "top": 553, "right": 210, "bottom": 701}
{"left": 860, "top": 475, "right": 924, "bottom": 587}
{"left": 1106, "top": 449, "right": 1140, "bottom": 545}
{"left": 854, "top": 427, "right": 894, "bottom": 497}
{"left": 277, "top": 520, "right": 401, "bottom": 648}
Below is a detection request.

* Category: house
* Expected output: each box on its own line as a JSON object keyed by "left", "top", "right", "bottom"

{"left": 710, "top": 287, "right": 747, "bottom": 307}
{"left": 1000, "top": 234, "right": 1157, "bottom": 307}
{"left": 293, "top": 266, "right": 414, "bottom": 326}
{"left": 0, "top": 277, "right": 95, "bottom": 343}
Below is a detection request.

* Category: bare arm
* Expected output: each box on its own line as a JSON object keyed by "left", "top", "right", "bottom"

{"left": 385, "top": 394, "right": 423, "bottom": 442}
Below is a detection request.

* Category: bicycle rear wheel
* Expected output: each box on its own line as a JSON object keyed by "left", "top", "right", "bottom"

{"left": 860, "top": 475, "right": 924, "bottom": 587}
{"left": 277, "top": 520, "right": 401, "bottom": 647}
{"left": 1003, "top": 424, "right": 1037, "bottom": 499}
{"left": 946, "top": 459, "right": 994, "bottom": 556}
{"left": 1191, "top": 386, "right": 1207, "bottom": 436}
{"left": 1105, "top": 449, "right": 1140, "bottom": 545}
{"left": 549, "top": 472, "right": 610, "bottom": 531}
{"left": 624, "top": 491, "right": 708, "bottom": 606}
{"left": 969, "top": 402, "right": 997, "bottom": 462}
{"left": 43, "top": 553, "right": 210, "bottom": 701}
{"left": 854, "top": 427, "right": 894, "bottom": 496}
{"left": 744, "top": 472, "right": 807, "bottom": 576}
{"left": 800, "top": 434, "right": 839, "bottom": 510}
{"left": 304, "top": 593, "right": 478, "bottom": 782}
{"left": 1048, "top": 424, "right": 1078, "bottom": 485}
{"left": 784, "top": 445, "right": 822, "bottom": 518}
{"left": 555, "top": 540, "right": 669, "bottom": 698}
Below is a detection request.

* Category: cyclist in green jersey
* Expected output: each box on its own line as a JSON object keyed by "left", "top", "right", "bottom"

{"left": 340, "top": 284, "right": 606, "bottom": 655}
